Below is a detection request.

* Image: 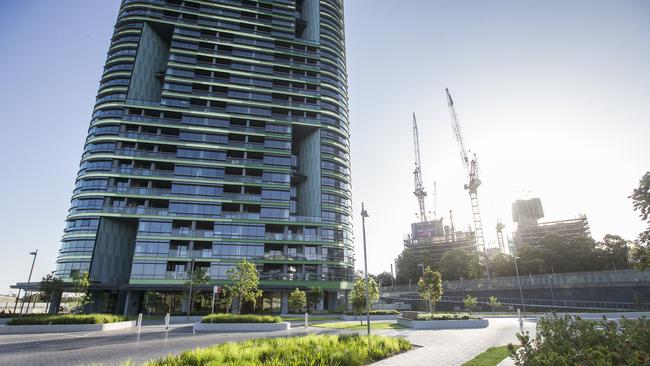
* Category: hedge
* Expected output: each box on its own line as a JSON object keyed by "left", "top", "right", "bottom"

{"left": 8, "top": 314, "right": 127, "bottom": 325}
{"left": 344, "top": 310, "right": 400, "bottom": 316}
{"left": 415, "top": 313, "right": 480, "bottom": 320}
{"left": 201, "top": 314, "right": 282, "bottom": 324}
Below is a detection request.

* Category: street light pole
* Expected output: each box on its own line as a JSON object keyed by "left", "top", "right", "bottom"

{"left": 186, "top": 258, "right": 195, "bottom": 320}
{"left": 513, "top": 255, "right": 526, "bottom": 318}
{"left": 361, "top": 202, "right": 371, "bottom": 336}
{"left": 19, "top": 250, "right": 38, "bottom": 316}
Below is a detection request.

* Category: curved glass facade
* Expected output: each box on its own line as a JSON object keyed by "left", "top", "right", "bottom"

{"left": 56, "top": 0, "right": 353, "bottom": 313}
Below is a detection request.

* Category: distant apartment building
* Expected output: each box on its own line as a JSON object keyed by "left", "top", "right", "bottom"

{"left": 45, "top": 0, "right": 353, "bottom": 315}
{"left": 512, "top": 198, "right": 591, "bottom": 249}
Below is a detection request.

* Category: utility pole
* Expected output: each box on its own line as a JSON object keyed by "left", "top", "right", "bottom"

{"left": 513, "top": 256, "right": 526, "bottom": 317}
{"left": 361, "top": 202, "right": 371, "bottom": 336}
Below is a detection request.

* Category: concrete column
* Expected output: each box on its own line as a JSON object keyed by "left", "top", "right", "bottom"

{"left": 123, "top": 291, "right": 131, "bottom": 316}
{"left": 281, "top": 291, "right": 289, "bottom": 314}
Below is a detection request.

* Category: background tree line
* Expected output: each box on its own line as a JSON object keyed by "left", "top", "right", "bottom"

{"left": 394, "top": 233, "right": 631, "bottom": 283}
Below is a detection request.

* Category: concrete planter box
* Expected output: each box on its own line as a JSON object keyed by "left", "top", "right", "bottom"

{"left": 0, "top": 318, "right": 11, "bottom": 325}
{"left": 168, "top": 315, "right": 204, "bottom": 324}
{"left": 397, "top": 317, "right": 489, "bottom": 329}
{"left": 194, "top": 321, "right": 290, "bottom": 332}
{"left": 339, "top": 314, "right": 398, "bottom": 321}
{"left": 0, "top": 320, "right": 135, "bottom": 334}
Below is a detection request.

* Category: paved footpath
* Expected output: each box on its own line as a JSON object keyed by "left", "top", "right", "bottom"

{"left": 0, "top": 318, "right": 535, "bottom": 366}
{"left": 370, "top": 317, "right": 537, "bottom": 366}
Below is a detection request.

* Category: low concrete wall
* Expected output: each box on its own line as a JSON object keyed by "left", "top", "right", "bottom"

{"left": 339, "top": 314, "right": 398, "bottom": 321}
{"left": 0, "top": 321, "right": 135, "bottom": 334}
{"left": 193, "top": 321, "right": 290, "bottom": 332}
{"left": 169, "top": 316, "right": 204, "bottom": 324}
{"left": 397, "top": 317, "right": 489, "bottom": 330}
{"left": 0, "top": 319, "right": 10, "bottom": 325}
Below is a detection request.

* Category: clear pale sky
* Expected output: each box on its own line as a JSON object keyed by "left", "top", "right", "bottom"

{"left": 0, "top": 1, "right": 648, "bottom": 294}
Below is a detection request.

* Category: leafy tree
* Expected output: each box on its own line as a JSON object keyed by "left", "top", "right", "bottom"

{"left": 395, "top": 248, "right": 438, "bottom": 285}
{"left": 306, "top": 287, "right": 324, "bottom": 313}
{"left": 40, "top": 274, "right": 63, "bottom": 314}
{"left": 596, "top": 234, "right": 630, "bottom": 270}
{"left": 490, "top": 253, "right": 516, "bottom": 277}
{"left": 515, "top": 245, "right": 546, "bottom": 275}
{"left": 71, "top": 272, "right": 92, "bottom": 313}
{"left": 184, "top": 266, "right": 210, "bottom": 311}
{"left": 439, "top": 249, "right": 482, "bottom": 280}
{"left": 417, "top": 266, "right": 443, "bottom": 312}
{"left": 289, "top": 288, "right": 307, "bottom": 313}
{"left": 143, "top": 290, "right": 164, "bottom": 315}
{"left": 225, "top": 259, "right": 262, "bottom": 314}
{"left": 349, "top": 276, "right": 379, "bottom": 324}
{"left": 630, "top": 172, "right": 650, "bottom": 270}
{"left": 488, "top": 296, "right": 501, "bottom": 312}
{"left": 463, "top": 294, "right": 478, "bottom": 312}
{"left": 375, "top": 271, "right": 394, "bottom": 288}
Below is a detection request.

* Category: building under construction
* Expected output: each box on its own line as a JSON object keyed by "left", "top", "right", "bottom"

{"left": 403, "top": 217, "right": 477, "bottom": 264}
{"left": 512, "top": 198, "right": 591, "bottom": 249}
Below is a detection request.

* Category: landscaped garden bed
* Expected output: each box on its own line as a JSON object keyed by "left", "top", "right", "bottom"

{"left": 0, "top": 314, "right": 134, "bottom": 334}
{"left": 397, "top": 312, "right": 489, "bottom": 329}
{"left": 134, "top": 334, "right": 412, "bottom": 365}
{"left": 339, "top": 309, "right": 400, "bottom": 321}
{"left": 194, "top": 313, "right": 290, "bottom": 332}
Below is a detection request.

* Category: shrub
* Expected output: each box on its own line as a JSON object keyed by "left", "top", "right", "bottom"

{"left": 201, "top": 313, "right": 281, "bottom": 323}
{"left": 415, "top": 313, "right": 480, "bottom": 321}
{"left": 344, "top": 310, "right": 399, "bottom": 316}
{"left": 8, "top": 314, "right": 127, "bottom": 325}
{"left": 508, "top": 315, "right": 650, "bottom": 365}
{"left": 140, "top": 334, "right": 411, "bottom": 366}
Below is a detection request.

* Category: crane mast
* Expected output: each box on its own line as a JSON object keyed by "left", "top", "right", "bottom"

{"left": 496, "top": 221, "right": 506, "bottom": 253}
{"left": 446, "top": 88, "right": 486, "bottom": 254}
{"left": 412, "top": 113, "right": 428, "bottom": 222}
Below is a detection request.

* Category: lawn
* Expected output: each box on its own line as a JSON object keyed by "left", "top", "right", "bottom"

{"left": 462, "top": 346, "right": 509, "bottom": 366}
{"left": 133, "top": 334, "right": 412, "bottom": 365}
{"left": 313, "top": 321, "right": 406, "bottom": 330}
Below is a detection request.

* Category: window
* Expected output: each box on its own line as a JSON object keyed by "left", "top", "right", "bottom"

{"left": 134, "top": 241, "right": 169, "bottom": 256}
{"left": 171, "top": 184, "right": 223, "bottom": 196}
{"left": 260, "top": 207, "right": 289, "bottom": 219}
{"left": 169, "top": 202, "right": 221, "bottom": 216}
{"left": 261, "top": 189, "right": 290, "bottom": 201}
{"left": 130, "top": 261, "right": 167, "bottom": 279}
{"left": 138, "top": 221, "right": 172, "bottom": 233}
{"left": 264, "top": 139, "right": 291, "bottom": 149}
{"left": 213, "top": 244, "right": 264, "bottom": 259}
{"left": 263, "top": 155, "right": 291, "bottom": 166}
{"left": 177, "top": 148, "right": 226, "bottom": 161}
{"left": 179, "top": 131, "right": 228, "bottom": 144}
{"left": 210, "top": 263, "right": 234, "bottom": 279}
{"left": 214, "top": 224, "right": 264, "bottom": 238}
{"left": 262, "top": 172, "right": 290, "bottom": 183}
{"left": 174, "top": 165, "right": 223, "bottom": 178}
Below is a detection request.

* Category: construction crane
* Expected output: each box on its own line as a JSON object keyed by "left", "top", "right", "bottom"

{"left": 446, "top": 88, "right": 488, "bottom": 257}
{"left": 412, "top": 113, "right": 428, "bottom": 222}
{"left": 496, "top": 220, "right": 506, "bottom": 253}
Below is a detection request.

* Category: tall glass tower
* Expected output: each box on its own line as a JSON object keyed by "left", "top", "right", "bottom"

{"left": 56, "top": 0, "right": 352, "bottom": 314}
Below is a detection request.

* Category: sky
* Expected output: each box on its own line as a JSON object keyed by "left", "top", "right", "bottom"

{"left": 0, "top": 0, "right": 648, "bottom": 294}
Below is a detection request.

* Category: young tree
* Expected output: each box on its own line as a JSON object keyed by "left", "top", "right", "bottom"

{"left": 349, "top": 276, "right": 379, "bottom": 324}
{"left": 184, "top": 266, "right": 210, "bottom": 312}
{"left": 40, "top": 274, "right": 63, "bottom": 314}
{"left": 225, "top": 259, "right": 262, "bottom": 314}
{"left": 289, "top": 288, "right": 307, "bottom": 313}
{"left": 439, "top": 249, "right": 481, "bottom": 280}
{"left": 630, "top": 172, "right": 650, "bottom": 270}
{"left": 417, "top": 266, "right": 443, "bottom": 313}
{"left": 488, "top": 296, "right": 501, "bottom": 312}
{"left": 71, "top": 272, "right": 92, "bottom": 313}
{"left": 464, "top": 294, "right": 478, "bottom": 312}
{"left": 306, "top": 287, "right": 324, "bottom": 313}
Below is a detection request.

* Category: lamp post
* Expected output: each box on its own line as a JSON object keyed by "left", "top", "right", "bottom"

{"left": 19, "top": 250, "right": 38, "bottom": 316}
{"left": 186, "top": 258, "right": 195, "bottom": 320}
{"left": 361, "top": 202, "right": 371, "bottom": 336}
{"left": 513, "top": 255, "right": 526, "bottom": 318}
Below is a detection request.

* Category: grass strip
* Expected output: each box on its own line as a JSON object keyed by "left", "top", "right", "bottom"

{"left": 313, "top": 321, "right": 406, "bottom": 330}
{"left": 462, "top": 346, "right": 510, "bottom": 366}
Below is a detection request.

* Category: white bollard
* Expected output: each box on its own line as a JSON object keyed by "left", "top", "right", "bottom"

{"left": 304, "top": 312, "right": 308, "bottom": 328}
{"left": 165, "top": 313, "right": 170, "bottom": 331}
{"left": 137, "top": 313, "right": 143, "bottom": 332}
